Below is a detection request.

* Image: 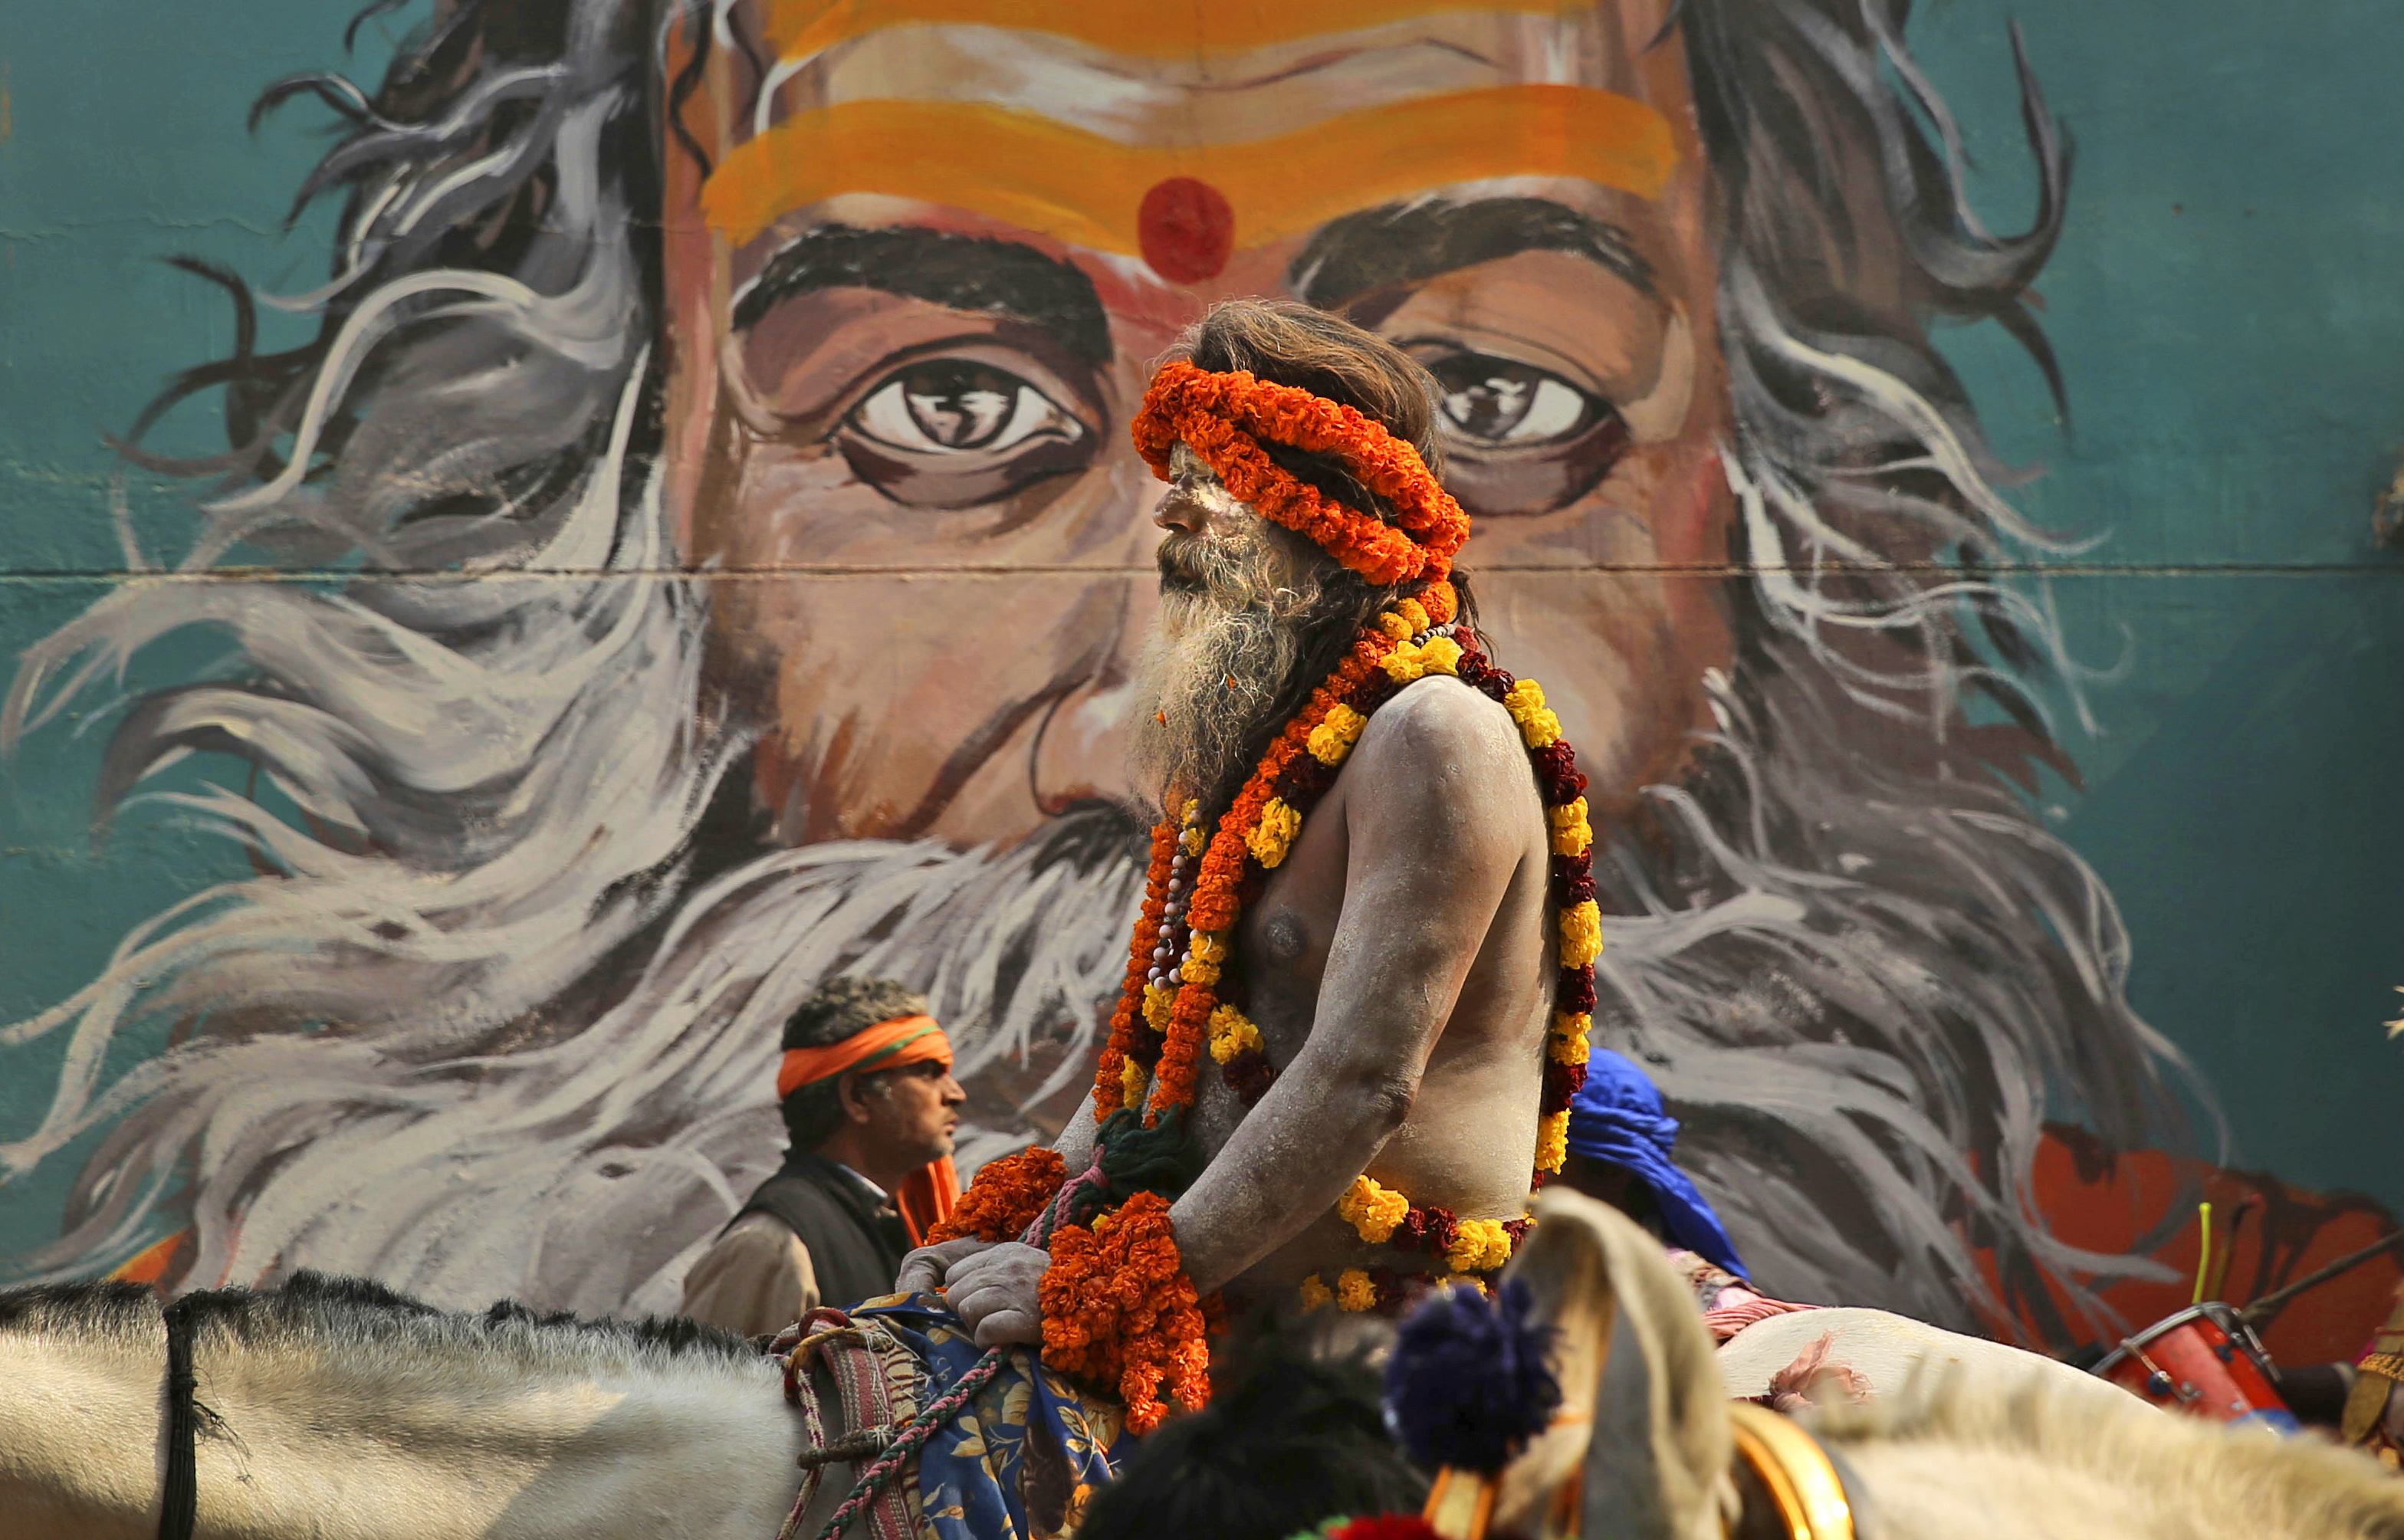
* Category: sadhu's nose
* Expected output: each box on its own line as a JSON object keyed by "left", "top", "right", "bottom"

{"left": 1153, "top": 482, "right": 1210, "bottom": 534}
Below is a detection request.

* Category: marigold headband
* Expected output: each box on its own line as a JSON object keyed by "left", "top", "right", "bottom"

{"left": 775, "top": 1014, "right": 951, "bottom": 1100}
{"left": 1131, "top": 360, "right": 1472, "bottom": 586}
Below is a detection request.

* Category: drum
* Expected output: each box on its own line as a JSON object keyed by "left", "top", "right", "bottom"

{"left": 2093, "top": 1302, "right": 2299, "bottom": 1433}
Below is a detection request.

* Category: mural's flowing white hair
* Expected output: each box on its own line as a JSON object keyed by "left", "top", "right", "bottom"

{"left": 0, "top": 0, "right": 2212, "bottom": 1339}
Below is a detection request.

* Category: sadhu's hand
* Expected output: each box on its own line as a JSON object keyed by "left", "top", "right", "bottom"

{"left": 941, "top": 1241, "right": 1049, "bottom": 1348}
{"left": 895, "top": 1237, "right": 993, "bottom": 1296}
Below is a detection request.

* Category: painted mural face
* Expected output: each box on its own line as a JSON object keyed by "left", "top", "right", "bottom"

{"left": 662, "top": 0, "right": 1733, "bottom": 846}
{"left": 5, "top": 0, "right": 2269, "bottom": 1347}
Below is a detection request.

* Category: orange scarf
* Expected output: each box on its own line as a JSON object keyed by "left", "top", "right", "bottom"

{"left": 775, "top": 1014, "right": 959, "bottom": 1245}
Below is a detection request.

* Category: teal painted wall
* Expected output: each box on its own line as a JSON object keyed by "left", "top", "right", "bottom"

{"left": 1914, "top": 0, "right": 2404, "bottom": 1209}
{"left": 1, "top": 2, "right": 2398, "bottom": 1277}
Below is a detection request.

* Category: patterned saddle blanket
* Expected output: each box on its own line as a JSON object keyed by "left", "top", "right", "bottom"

{"left": 783, "top": 1292, "right": 1135, "bottom": 1540}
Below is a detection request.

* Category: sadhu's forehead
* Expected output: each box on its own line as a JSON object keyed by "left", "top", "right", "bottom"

{"left": 702, "top": 0, "right": 1687, "bottom": 284}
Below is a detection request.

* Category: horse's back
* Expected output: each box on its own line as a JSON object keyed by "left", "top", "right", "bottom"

{"left": 1714, "top": 1306, "right": 2140, "bottom": 1414}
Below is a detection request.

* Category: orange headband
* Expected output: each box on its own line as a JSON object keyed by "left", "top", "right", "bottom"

{"left": 1131, "top": 360, "right": 1472, "bottom": 586}
{"left": 776, "top": 1015, "right": 951, "bottom": 1101}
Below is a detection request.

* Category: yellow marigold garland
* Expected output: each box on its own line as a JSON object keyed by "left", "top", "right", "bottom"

{"left": 1535, "top": 1109, "right": 1571, "bottom": 1175}
{"left": 1338, "top": 1175, "right": 1413, "bottom": 1245}
{"left": 1548, "top": 797, "right": 1593, "bottom": 859}
{"left": 1558, "top": 900, "right": 1604, "bottom": 971}
{"left": 1245, "top": 797, "right": 1303, "bottom": 869}
{"left": 1206, "top": 1004, "right": 1263, "bottom": 1065}
{"left": 1306, "top": 703, "right": 1368, "bottom": 767}
{"left": 1446, "top": 1219, "right": 1516, "bottom": 1275}
{"left": 1502, "top": 678, "right": 1562, "bottom": 749}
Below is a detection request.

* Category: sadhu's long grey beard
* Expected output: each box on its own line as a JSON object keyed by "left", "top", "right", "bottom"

{"left": 1127, "top": 519, "right": 1323, "bottom": 819}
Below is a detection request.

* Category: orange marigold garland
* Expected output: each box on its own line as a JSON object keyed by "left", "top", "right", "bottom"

{"left": 1090, "top": 819, "right": 1178, "bottom": 1118}
{"left": 1131, "top": 361, "right": 1471, "bottom": 586}
{"left": 1038, "top": 1191, "right": 1213, "bottom": 1433}
{"left": 924, "top": 1146, "right": 1069, "bottom": 1246}
{"left": 1097, "top": 582, "right": 1460, "bottom": 1127}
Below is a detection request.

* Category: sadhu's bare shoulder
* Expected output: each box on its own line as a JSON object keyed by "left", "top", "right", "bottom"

{"left": 1345, "top": 675, "right": 1538, "bottom": 846}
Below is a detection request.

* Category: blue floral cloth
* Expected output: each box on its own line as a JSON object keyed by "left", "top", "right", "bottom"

{"left": 850, "top": 1294, "right": 1135, "bottom": 1540}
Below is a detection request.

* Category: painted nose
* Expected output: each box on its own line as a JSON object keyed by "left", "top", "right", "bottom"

{"left": 1030, "top": 461, "right": 1167, "bottom": 821}
{"left": 1029, "top": 572, "right": 1156, "bottom": 818}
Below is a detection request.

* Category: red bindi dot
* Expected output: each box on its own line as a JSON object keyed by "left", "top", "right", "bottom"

{"left": 1138, "top": 176, "right": 1234, "bottom": 284}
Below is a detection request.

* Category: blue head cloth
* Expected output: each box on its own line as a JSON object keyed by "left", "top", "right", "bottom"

{"left": 1566, "top": 1049, "right": 1747, "bottom": 1279}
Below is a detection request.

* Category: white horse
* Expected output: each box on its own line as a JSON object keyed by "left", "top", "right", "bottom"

{"left": 1474, "top": 1188, "right": 2404, "bottom": 1540}
{"left": 7, "top": 1220, "right": 2402, "bottom": 1540}
{"left": 0, "top": 1273, "right": 810, "bottom": 1540}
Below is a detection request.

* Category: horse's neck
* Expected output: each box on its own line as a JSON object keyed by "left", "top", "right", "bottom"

{"left": 0, "top": 1322, "right": 171, "bottom": 1540}
{"left": 0, "top": 1319, "right": 808, "bottom": 1540}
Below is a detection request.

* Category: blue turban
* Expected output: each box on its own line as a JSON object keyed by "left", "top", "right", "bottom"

{"left": 1566, "top": 1049, "right": 1747, "bottom": 1279}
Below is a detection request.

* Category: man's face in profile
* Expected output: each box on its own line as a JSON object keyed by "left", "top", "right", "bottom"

{"left": 662, "top": 0, "right": 1737, "bottom": 849}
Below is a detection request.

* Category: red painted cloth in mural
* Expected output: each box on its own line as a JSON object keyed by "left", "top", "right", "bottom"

{"left": 1983, "top": 1124, "right": 2401, "bottom": 1366}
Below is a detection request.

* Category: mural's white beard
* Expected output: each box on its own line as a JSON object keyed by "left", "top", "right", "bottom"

{"left": 0, "top": 659, "right": 2180, "bottom": 1335}
{"left": 27, "top": 816, "right": 1147, "bottom": 1317}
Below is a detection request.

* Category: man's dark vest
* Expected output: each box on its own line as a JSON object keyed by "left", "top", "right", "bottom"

{"left": 731, "top": 1149, "right": 913, "bottom": 1310}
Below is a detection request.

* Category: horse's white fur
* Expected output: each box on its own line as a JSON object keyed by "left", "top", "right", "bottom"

{"left": 1714, "top": 1305, "right": 2137, "bottom": 1416}
{"left": 1822, "top": 1366, "right": 2404, "bottom": 1539}
{"left": 1510, "top": 1192, "right": 2404, "bottom": 1540}
{"left": 0, "top": 1286, "right": 808, "bottom": 1540}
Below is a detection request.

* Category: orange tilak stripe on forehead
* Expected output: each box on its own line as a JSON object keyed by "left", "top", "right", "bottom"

{"left": 702, "top": 85, "right": 1677, "bottom": 251}
{"left": 766, "top": 0, "right": 1594, "bottom": 61}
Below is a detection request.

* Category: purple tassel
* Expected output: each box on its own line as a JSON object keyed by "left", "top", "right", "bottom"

{"left": 1384, "top": 1279, "right": 1561, "bottom": 1473}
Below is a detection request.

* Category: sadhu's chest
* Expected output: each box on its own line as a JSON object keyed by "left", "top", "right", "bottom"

{"left": 1225, "top": 804, "right": 1349, "bottom": 1056}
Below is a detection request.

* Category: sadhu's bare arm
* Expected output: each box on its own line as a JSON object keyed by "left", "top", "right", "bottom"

{"left": 1168, "top": 678, "right": 1532, "bottom": 1293}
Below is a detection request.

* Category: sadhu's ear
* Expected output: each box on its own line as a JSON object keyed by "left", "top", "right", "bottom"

{"left": 1497, "top": 1187, "right": 1734, "bottom": 1540}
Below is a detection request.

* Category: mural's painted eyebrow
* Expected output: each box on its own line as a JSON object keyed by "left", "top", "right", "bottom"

{"left": 730, "top": 224, "right": 1112, "bottom": 366}
{"left": 1289, "top": 196, "right": 1657, "bottom": 307}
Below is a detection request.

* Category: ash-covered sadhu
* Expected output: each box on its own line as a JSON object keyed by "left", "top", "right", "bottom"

{"left": 906, "top": 300, "right": 1602, "bottom": 1431}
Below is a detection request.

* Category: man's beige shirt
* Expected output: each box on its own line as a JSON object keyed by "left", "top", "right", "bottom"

{"left": 681, "top": 1212, "right": 819, "bottom": 1338}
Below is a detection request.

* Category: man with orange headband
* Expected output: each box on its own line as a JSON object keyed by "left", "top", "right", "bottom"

{"left": 681, "top": 977, "right": 964, "bottom": 1338}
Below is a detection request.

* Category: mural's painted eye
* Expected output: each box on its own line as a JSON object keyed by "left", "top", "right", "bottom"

{"left": 833, "top": 354, "right": 1098, "bottom": 509}
{"left": 1401, "top": 346, "right": 1634, "bottom": 516}
{"left": 850, "top": 360, "right": 1083, "bottom": 455}
{"left": 1427, "top": 355, "right": 1597, "bottom": 445}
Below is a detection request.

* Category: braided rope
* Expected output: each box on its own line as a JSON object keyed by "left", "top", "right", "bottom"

{"left": 784, "top": 1345, "right": 1009, "bottom": 1540}
{"left": 1023, "top": 1146, "right": 1110, "bottom": 1250}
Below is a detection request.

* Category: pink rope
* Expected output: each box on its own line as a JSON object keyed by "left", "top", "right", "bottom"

{"left": 1702, "top": 1293, "right": 1818, "bottom": 1345}
{"left": 790, "top": 1346, "right": 1007, "bottom": 1540}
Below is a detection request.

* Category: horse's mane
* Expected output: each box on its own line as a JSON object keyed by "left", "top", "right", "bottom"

{"left": 1814, "top": 1366, "right": 2404, "bottom": 1538}
{"left": 0, "top": 1270, "right": 759, "bottom": 1380}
